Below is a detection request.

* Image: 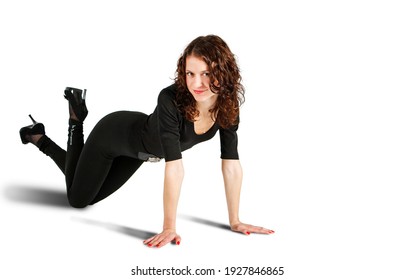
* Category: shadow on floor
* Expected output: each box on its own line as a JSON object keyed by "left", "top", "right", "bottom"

{"left": 4, "top": 185, "right": 232, "bottom": 239}
{"left": 74, "top": 216, "right": 231, "bottom": 242}
{"left": 73, "top": 217, "right": 157, "bottom": 240}
{"left": 3, "top": 184, "right": 70, "bottom": 208}
{"left": 179, "top": 214, "right": 231, "bottom": 231}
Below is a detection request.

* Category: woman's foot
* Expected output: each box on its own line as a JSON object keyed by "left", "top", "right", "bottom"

{"left": 64, "top": 87, "right": 88, "bottom": 122}
{"left": 19, "top": 114, "right": 45, "bottom": 146}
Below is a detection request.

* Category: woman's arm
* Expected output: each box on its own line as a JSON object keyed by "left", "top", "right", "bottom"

{"left": 222, "top": 159, "right": 243, "bottom": 227}
{"left": 143, "top": 159, "right": 184, "bottom": 247}
{"left": 222, "top": 159, "right": 274, "bottom": 235}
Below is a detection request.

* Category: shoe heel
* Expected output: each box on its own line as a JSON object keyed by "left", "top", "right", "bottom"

{"left": 19, "top": 114, "right": 45, "bottom": 145}
{"left": 64, "top": 87, "right": 88, "bottom": 122}
{"left": 28, "top": 114, "right": 37, "bottom": 125}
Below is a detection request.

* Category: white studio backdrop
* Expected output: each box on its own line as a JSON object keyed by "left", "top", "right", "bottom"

{"left": 1, "top": 0, "right": 414, "bottom": 279}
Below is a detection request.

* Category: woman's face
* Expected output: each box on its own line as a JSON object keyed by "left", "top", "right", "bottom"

{"left": 185, "top": 55, "right": 217, "bottom": 105}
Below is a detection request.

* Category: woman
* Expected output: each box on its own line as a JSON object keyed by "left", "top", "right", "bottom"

{"left": 19, "top": 35, "right": 274, "bottom": 248}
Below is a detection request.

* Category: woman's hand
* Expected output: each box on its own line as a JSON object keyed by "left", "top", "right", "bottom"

{"left": 231, "top": 222, "right": 275, "bottom": 235}
{"left": 143, "top": 229, "right": 181, "bottom": 248}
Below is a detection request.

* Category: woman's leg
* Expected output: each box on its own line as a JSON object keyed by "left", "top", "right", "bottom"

{"left": 65, "top": 111, "right": 148, "bottom": 208}
{"left": 26, "top": 117, "right": 87, "bottom": 183}
{"left": 90, "top": 156, "right": 144, "bottom": 204}
{"left": 19, "top": 115, "right": 66, "bottom": 174}
{"left": 21, "top": 90, "right": 148, "bottom": 208}
{"left": 64, "top": 119, "right": 85, "bottom": 192}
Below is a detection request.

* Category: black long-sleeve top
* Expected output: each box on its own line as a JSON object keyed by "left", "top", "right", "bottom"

{"left": 140, "top": 84, "right": 239, "bottom": 162}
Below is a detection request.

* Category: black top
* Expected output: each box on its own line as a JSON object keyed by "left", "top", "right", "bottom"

{"left": 140, "top": 84, "right": 239, "bottom": 162}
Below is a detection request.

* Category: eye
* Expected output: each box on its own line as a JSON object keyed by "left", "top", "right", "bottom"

{"left": 186, "top": 71, "right": 193, "bottom": 77}
{"left": 202, "top": 72, "right": 210, "bottom": 77}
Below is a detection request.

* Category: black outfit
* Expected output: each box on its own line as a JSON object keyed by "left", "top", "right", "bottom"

{"left": 38, "top": 84, "right": 239, "bottom": 208}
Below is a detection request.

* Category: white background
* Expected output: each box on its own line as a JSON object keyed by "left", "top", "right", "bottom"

{"left": 1, "top": 0, "right": 414, "bottom": 279}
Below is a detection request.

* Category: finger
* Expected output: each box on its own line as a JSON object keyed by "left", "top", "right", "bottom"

{"left": 143, "top": 235, "right": 158, "bottom": 245}
{"left": 234, "top": 226, "right": 251, "bottom": 235}
{"left": 240, "top": 226, "right": 252, "bottom": 235}
{"left": 150, "top": 234, "right": 169, "bottom": 248}
{"left": 174, "top": 235, "right": 182, "bottom": 245}
{"left": 248, "top": 225, "right": 275, "bottom": 234}
{"left": 230, "top": 224, "right": 250, "bottom": 235}
{"left": 242, "top": 228, "right": 251, "bottom": 235}
{"left": 155, "top": 233, "right": 176, "bottom": 248}
{"left": 144, "top": 233, "right": 165, "bottom": 247}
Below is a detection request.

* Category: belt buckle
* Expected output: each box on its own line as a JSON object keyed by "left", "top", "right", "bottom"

{"left": 147, "top": 156, "right": 161, "bottom": 163}
{"left": 138, "top": 152, "right": 161, "bottom": 163}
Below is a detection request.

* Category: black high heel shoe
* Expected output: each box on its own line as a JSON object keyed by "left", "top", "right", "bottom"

{"left": 19, "top": 114, "right": 45, "bottom": 144}
{"left": 64, "top": 87, "right": 88, "bottom": 122}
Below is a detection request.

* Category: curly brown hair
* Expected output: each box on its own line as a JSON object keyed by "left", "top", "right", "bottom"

{"left": 175, "top": 35, "right": 245, "bottom": 128}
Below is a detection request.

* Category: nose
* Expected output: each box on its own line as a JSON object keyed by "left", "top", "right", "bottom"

{"left": 194, "top": 75, "right": 203, "bottom": 87}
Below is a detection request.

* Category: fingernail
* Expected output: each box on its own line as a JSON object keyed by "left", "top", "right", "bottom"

{"left": 156, "top": 244, "right": 160, "bottom": 248}
{"left": 176, "top": 241, "right": 180, "bottom": 245}
{"left": 148, "top": 244, "right": 152, "bottom": 247}
{"left": 246, "top": 231, "right": 251, "bottom": 235}
{"left": 271, "top": 230, "right": 275, "bottom": 233}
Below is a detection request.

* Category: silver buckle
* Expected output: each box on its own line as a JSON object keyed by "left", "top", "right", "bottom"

{"left": 138, "top": 152, "right": 161, "bottom": 163}
{"left": 147, "top": 157, "right": 161, "bottom": 163}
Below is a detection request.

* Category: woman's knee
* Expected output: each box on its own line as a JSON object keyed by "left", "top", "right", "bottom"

{"left": 69, "top": 201, "right": 89, "bottom": 209}
{"left": 68, "top": 195, "right": 90, "bottom": 208}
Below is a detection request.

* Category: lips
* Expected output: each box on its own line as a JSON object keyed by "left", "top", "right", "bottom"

{"left": 194, "top": 89, "right": 206, "bottom": 94}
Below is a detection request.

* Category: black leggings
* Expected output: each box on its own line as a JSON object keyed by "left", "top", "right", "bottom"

{"left": 38, "top": 111, "right": 148, "bottom": 208}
